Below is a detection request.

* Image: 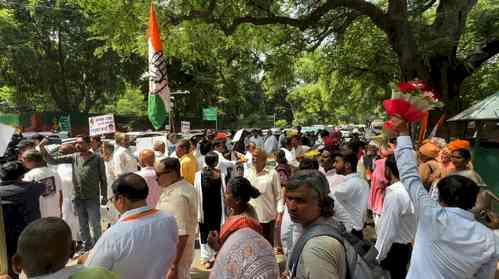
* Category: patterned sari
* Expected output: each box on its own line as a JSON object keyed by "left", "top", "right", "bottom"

{"left": 210, "top": 217, "right": 279, "bottom": 279}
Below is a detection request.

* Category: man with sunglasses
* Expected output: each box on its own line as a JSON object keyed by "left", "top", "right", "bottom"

{"left": 84, "top": 173, "right": 178, "bottom": 279}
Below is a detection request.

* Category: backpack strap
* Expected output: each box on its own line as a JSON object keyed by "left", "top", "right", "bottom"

{"left": 288, "top": 223, "right": 352, "bottom": 278}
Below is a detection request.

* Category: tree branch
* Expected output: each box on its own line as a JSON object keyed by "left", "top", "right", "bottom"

{"left": 408, "top": 0, "right": 438, "bottom": 16}
{"left": 458, "top": 36, "right": 499, "bottom": 77}
{"left": 166, "top": 0, "right": 387, "bottom": 35}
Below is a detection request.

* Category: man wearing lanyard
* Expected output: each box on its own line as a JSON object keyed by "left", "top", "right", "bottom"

{"left": 83, "top": 173, "right": 178, "bottom": 279}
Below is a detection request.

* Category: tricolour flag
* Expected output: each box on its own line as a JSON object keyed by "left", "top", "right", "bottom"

{"left": 148, "top": 4, "right": 171, "bottom": 130}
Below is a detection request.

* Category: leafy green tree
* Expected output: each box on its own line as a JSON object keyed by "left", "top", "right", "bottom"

{"left": 0, "top": 0, "right": 143, "bottom": 113}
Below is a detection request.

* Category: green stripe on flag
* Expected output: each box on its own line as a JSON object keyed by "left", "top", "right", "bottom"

{"left": 148, "top": 94, "right": 167, "bottom": 130}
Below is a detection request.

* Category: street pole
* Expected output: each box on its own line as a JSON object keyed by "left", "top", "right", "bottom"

{"left": 169, "top": 90, "right": 190, "bottom": 133}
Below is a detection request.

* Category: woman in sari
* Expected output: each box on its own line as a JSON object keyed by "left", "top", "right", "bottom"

{"left": 208, "top": 177, "right": 279, "bottom": 279}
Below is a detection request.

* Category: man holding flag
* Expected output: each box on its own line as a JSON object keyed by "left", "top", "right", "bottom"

{"left": 148, "top": 3, "right": 171, "bottom": 130}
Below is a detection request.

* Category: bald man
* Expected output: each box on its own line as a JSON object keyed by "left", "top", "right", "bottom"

{"left": 135, "top": 149, "right": 161, "bottom": 207}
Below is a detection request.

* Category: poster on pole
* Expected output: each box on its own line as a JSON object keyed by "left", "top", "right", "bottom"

{"left": 89, "top": 114, "right": 116, "bottom": 136}
{"left": 181, "top": 121, "right": 190, "bottom": 133}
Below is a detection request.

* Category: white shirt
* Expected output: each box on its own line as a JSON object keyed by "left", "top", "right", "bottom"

{"left": 324, "top": 169, "right": 345, "bottom": 193}
{"left": 23, "top": 166, "right": 62, "bottom": 217}
{"left": 154, "top": 151, "right": 167, "bottom": 162}
{"left": 243, "top": 151, "right": 253, "bottom": 176}
{"left": 214, "top": 150, "right": 236, "bottom": 179}
{"left": 112, "top": 146, "right": 138, "bottom": 176}
{"left": 396, "top": 136, "right": 499, "bottom": 279}
{"left": 56, "top": 164, "right": 74, "bottom": 201}
{"left": 104, "top": 160, "right": 116, "bottom": 199}
{"left": 374, "top": 181, "right": 417, "bottom": 261}
{"left": 86, "top": 206, "right": 178, "bottom": 279}
{"left": 281, "top": 148, "right": 298, "bottom": 167}
{"left": 245, "top": 167, "right": 283, "bottom": 223}
{"left": 197, "top": 154, "right": 205, "bottom": 169}
{"left": 56, "top": 164, "right": 80, "bottom": 240}
{"left": 332, "top": 173, "right": 369, "bottom": 232}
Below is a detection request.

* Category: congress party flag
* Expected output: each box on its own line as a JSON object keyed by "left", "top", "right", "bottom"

{"left": 148, "top": 3, "right": 171, "bottom": 130}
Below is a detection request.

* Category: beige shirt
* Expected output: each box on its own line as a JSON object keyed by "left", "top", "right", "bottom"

{"left": 245, "top": 167, "right": 283, "bottom": 223}
{"left": 156, "top": 179, "right": 198, "bottom": 267}
{"left": 295, "top": 218, "right": 347, "bottom": 279}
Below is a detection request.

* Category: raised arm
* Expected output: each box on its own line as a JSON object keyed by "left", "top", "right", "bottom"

{"left": 390, "top": 116, "right": 438, "bottom": 217}
{"left": 39, "top": 139, "right": 74, "bottom": 165}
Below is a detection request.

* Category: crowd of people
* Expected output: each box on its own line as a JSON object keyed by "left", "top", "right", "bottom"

{"left": 1, "top": 121, "right": 498, "bottom": 279}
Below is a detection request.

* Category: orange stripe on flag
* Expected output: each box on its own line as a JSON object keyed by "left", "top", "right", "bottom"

{"left": 149, "top": 4, "right": 163, "bottom": 52}
{"left": 418, "top": 111, "right": 429, "bottom": 144}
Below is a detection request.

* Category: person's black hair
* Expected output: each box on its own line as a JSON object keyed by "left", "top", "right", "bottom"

{"left": 385, "top": 155, "right": 399, "bottom": 179}
{"left": 319, "top": 130, "right": 330, "bottom": 138}
{"left": 199, "top": 140, "right": 212, "bottom": 156}
{"left": 454, "top": 148, "right": 471, "bottom": 161}
{"left": 204, "top": 152, "right": 219, "bottom": 168}
{"left": 298, "top": 157, "right": 319, "bottom": 170}
{"left": 0, "top": 161, "right": 27, "bottom": 181}
{"left": 159, "top": 157, "right": 181, "bottom": 176}
{"left": 91, "top": 136, "right": 102, "bottom": 143}
{"left": 111, "top": 173, "right": 149, "bottom": 201}
{"left": 213, "top": 140, "right": 225, "bottom": 147}
{"left": 338, "top": 151, "right": 358, "bottom": 173}
{"left": 30, "top": 134, "right": 44, "bottom": 141}
{"left": 177, "top": 139, "right": 191, "bottom": 151}
{"left": 437, "top": 175, "right": 479, "bottom": 210}
{"left": 227, "top": 176, "right": 260, "bottom": 204}
{"left": 75, "top": 135, "right": 91, "bottom": 143}
{"left": 16, "top": 217, "right": 73, "bottom": 277}
{"left": 275, "top": 150, "right": 287, "bottom": 164}
{"left": 287, "top": 169, "right": 334, "bottom": 217}
{"left": 22, "top": 149, "right": 45, "bottom": 163}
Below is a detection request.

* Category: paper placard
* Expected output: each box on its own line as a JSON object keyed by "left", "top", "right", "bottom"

{"left": 89, "top": 114, "right": 116, "bottom": 136}
{"left": 181, "top": 121, "right": 190, "bottom": 133}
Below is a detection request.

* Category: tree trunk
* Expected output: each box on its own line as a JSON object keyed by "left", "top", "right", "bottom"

{"left": 428, "top": 57, "right": 465, "bottom": 117}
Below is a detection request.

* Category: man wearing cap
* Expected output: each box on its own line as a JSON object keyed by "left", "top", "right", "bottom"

{"left": 418, "top": 141, "right": 444, "bottom": 191}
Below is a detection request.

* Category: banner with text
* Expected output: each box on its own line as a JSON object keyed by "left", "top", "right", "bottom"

{"left": 181, "top": 121, "right": 190, "bottom": 133}
{"left": 89, "top": 114, "right": 116, "bottom": 136}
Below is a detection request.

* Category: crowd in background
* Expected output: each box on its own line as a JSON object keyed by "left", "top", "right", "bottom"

{"left": 1, "top": 122, "right": 498, "bottom": 279}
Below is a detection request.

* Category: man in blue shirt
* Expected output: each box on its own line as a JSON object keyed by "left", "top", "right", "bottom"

{"left": 390, "top": 115, "right": 499, "bottom": 279}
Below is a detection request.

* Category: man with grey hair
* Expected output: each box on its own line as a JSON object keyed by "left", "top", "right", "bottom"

{"left": 286, "top": 169, "right": 346, "bottom": 279}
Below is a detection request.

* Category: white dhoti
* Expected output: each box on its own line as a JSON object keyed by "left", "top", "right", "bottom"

{"left": 62, "top": 199, "right": 80, "bottom": 241}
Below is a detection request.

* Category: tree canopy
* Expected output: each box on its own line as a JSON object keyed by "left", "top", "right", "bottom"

{"left": 1, "top": 0, "right": 498, "bottom": 127}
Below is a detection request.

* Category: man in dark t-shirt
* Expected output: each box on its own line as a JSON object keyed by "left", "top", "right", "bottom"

{"left": 0, "top": 161, "right": 44, "bottom": 278}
